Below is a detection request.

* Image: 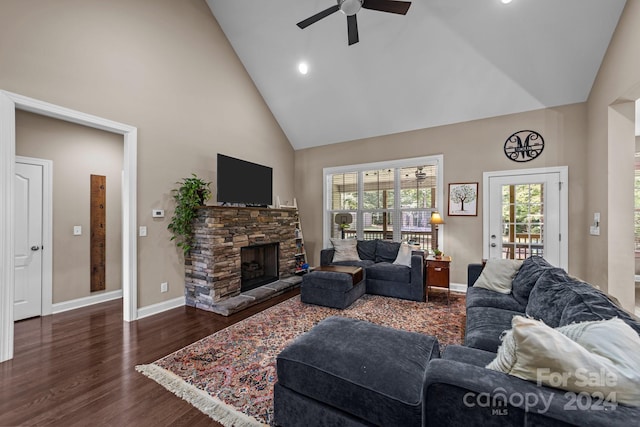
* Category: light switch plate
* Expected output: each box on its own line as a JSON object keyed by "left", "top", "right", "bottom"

{"left": 139, "top": 226, "right": 147, "bottom": 237}
{"left": 73, "top": 225, "right": 82, "bottom": 236}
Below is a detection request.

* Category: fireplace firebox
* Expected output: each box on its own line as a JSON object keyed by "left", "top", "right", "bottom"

{"left": 241, "top": 243, "right": 279, "bottom": 292}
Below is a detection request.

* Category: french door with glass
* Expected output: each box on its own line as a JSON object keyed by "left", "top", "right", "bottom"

{"left": 484, "top": 168, "right": 568, "bottom": 269}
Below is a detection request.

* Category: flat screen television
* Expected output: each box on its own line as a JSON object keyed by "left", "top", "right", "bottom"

{"left": 217, "top": 154, "right": 273, "bottom": 206}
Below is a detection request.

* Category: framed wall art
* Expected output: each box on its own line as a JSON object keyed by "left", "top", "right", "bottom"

{"left": 448, "top": 182, "right": 478, "bottom": 216}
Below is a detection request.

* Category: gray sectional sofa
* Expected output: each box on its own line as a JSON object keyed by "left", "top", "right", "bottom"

{"left": 320, "top": 239, "right": 425, "bottom": 302}
{"left": 275, "top": 256, "right": 640, "bottom": 426}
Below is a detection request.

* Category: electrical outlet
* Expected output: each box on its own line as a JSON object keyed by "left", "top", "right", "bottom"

{"left": 161, "top": 282, "right": 168, "bottom": 293}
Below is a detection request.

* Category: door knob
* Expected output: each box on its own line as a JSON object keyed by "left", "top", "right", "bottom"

{"left": 491, "top": 243, "right": 497, "bottom": 247}
{"left": 31, "top": 246, "right": 40, "bottom": 251}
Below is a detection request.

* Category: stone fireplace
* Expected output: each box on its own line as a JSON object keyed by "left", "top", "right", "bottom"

{"left": 240, "top": 242, "right": 279, "bottom": 292}
{"left": 185, "top": 206, "right": 299, "bottom": 312}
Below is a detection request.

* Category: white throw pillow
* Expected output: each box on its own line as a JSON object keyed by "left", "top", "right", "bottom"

{"left": 393, "top": 243, "right": 413, "bottom": 267}
{"left": 330, "top": 238, "right": 361, "bottom": 262}
{"left": 486, "top": 316, "right": 640, "bottom": 407}
{"left": 473, "top": 259, "right": 523, "bottom": 294}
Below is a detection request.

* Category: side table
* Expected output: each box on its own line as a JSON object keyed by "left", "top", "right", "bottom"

{"left": 425, "top": 255, "right": 452, "bottom": 303}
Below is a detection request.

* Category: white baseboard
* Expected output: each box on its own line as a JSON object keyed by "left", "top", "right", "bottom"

{"left": 451, "top": 282, "right": 468, "bottom": 293}
{"left": 136, "top": 296, "right": 185, "bottom": 320}
{"left": 52, "top": 289, "right": 123, "bottom": 314}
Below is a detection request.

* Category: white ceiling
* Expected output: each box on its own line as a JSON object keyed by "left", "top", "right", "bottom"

{"left": 206, "top": 0, "right": 626, "bottom": 150}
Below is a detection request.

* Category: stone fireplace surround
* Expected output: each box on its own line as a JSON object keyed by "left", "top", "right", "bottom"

{"left": 185, "top": 206, "right": 302, "bottom": 315}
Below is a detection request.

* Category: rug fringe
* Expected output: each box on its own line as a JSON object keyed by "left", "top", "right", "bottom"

{"left": 135, "top": 364, "right": 266, "bottom": 427}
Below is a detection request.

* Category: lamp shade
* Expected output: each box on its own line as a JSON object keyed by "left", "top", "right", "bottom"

{"left": 430, "top": 211, "right": 445, "bottom": 225}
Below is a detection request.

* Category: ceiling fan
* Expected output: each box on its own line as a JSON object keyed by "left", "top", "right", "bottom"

{"left": 297, "top": 0, "right": 412, "bottom": 46}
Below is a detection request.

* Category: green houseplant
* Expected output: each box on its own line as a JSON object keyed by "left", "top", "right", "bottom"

{"left": 168, "top": 174, "right": 212, "bottom": 255}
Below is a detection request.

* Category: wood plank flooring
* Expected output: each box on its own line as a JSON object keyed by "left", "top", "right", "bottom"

{"left": 0, "top": 288, "right": 300, "bottom": 426}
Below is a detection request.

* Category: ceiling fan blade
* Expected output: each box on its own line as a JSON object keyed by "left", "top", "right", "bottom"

{"left": 362, "top": 0, "right": 411, "bottom": 15}
{"left": 297, "top": 5, "right": 340, "bottom": 29}
{"left": 347, "top": 14, "right": 359, "bottom": 45}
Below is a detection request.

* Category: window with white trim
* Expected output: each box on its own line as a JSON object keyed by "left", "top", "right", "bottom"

{"left": 324, "top": 155, "right": 443, "bottom": 251}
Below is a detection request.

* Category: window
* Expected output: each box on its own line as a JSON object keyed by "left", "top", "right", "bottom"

{"left": 500, "top": 183, "right": 544, "bottom": 260}
{"left": 324, "top": 156, "right": 443, "bottom": 251}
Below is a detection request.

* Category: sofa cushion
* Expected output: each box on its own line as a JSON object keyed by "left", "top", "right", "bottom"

{"left": 464, "top": 306, "right": 521, "bottom": 353}
{"left": 330, "top": 238, "right": 361, "bottom": 262}
{"left": 466, "top": 286, "right": 525, "bottom": 312}
{"left": 277, "top": 316, "right": 440, "bottom": 427}
{"left": 473, "top": 259, "right": 523, "bottom": 294}
{"left": 558, "top": 281, "right": 640, "bottom": 336}
{"left": 510, "top": 255, "right": 556, "bottom": 305}
{"left": 366, "top": 262, "right": 411, "bottom": 283}
{"left": 486, "top": 316, "right": 640, "bottom": 407}
{"left": 375, "top": 240, "right": 401, "bottom": 263}
{"left": 442, "top": 344, "right": 497, "bottom": 368}
{"left": 356, "top": 239, "right": 377, "bottom": 261}
{"left": 526, "top": 269, "right": 582, "bottom": 327}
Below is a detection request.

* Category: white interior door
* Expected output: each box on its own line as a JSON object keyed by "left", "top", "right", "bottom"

{"left": 14, "top": 162, "right": 43, "bottom": 321}
{"left": 484, "top": 168, "right": 568, "bottom": 269}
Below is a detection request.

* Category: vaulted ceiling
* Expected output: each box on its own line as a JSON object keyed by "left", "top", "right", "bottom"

{"left": 206, "top": 0, "right": 626, "bottom": 150}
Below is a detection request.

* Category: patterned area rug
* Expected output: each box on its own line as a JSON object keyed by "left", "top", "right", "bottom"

{"left": 136, "top": 291, "right": 465, "bottom": 426}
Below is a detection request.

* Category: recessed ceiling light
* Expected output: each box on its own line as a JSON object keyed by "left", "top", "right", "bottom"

{"left": 501, "top": 0, "right": 513, "bottom": 4}
{"left": 298, "top": 62, "right": 308, "bottom": 75}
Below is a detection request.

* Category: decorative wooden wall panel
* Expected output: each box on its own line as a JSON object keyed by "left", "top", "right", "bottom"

{"left": 90, "top": 175, "right": 106, "bottom": 292}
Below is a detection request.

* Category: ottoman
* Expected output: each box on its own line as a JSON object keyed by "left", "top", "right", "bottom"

{"left": 274, "top": 316, "right": 441, "bottom": 427}
{"left": 300, "top": 266, "right": 365, "bottom": 309}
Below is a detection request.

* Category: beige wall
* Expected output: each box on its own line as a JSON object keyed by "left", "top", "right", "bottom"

{"left": 16, "top": 111, "right": 123, "bottom": 303}
{"left": 585, "top": 0, "right": 640, "bottom": 311}
{"left": 0, "top": 0, "right": 294, "bottom": 307}
{"left": 295, "top": 103, "right": 588, "bottom": 285}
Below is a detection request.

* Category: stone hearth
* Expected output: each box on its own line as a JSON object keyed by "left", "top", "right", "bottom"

{"left": 185, "top": 206, "right": 302, "bottom": 315}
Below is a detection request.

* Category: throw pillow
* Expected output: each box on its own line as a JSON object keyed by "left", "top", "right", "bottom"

{"left": 392, "top": 243, "right": 413, "bottom": 267}
{"left": 486, "top": 316, "right": 640, "bottom": 406}
{"left": 473, "top": 259, "right": 523, "bottom": 294}
{"left": 330, "top": 238, "right": 361, "bottom": 262}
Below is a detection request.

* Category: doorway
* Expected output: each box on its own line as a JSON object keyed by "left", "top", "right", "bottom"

{"left": 483, "top": 167, "right": 568, "bottom": 269}
{"left": 0, "top": 90, "right": 138, "bottom": 363}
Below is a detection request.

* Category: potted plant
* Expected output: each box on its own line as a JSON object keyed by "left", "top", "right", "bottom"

{"left": 433, "top": 248, "right": 443, "bottom": 259}
{"left": 168, "top": 174, "right": 212, "bottom": 255}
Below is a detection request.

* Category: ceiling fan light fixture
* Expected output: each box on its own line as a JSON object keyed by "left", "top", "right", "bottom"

{"left": 340, "top": 0, "right": 363, "bottom": 16}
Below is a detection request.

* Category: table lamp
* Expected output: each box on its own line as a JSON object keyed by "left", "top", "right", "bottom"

{"left": 430, "top": 211, "right": 445, "bottom": 254}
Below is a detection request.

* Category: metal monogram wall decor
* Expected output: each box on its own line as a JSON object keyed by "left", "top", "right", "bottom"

{"left": 503, "top": 130, "right": 544, "bottom": 162}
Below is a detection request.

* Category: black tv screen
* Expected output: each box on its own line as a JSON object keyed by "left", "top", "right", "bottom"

{"left": 217, "top": 154, "right": 273, "bottom": 206}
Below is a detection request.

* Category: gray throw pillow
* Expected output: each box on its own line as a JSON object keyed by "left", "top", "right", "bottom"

{"left": 330, "top": 238, "right": 361, "bottom": 262}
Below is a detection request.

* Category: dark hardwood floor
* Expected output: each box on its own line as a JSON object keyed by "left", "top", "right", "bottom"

{"left": 0, "top": 288, "right": 300, "bottom": 426}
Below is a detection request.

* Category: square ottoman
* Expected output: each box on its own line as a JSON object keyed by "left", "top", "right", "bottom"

{"left": 300, "top": 266, "right": 365, "bottom": 309}
{"left": 274, "top": 316, "right": 441, "bottom": 427}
